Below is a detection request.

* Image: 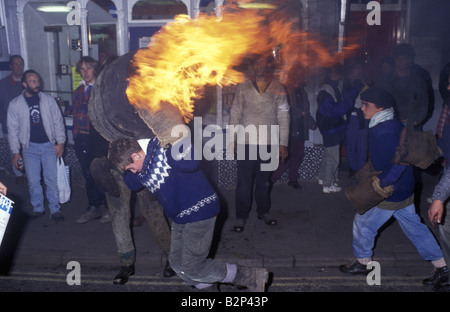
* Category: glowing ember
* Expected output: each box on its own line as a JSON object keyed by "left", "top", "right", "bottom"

{"left": 126, "top": 3, "right": 357, "bottom": 123}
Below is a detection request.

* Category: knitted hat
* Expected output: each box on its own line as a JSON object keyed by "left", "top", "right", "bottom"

{"left": 360, "top": 87, "right": 395, "bottom": 109}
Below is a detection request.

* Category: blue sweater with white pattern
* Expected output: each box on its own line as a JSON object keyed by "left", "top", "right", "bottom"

{"left": 123, "top": 137, "right": 219, "bottom": 224}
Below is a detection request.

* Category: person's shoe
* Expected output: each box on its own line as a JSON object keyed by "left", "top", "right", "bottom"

{"left": 258, "top": 213, "right": 277, "bottom": 226}
{"left": 15, "top": 175, "right": 25, "bottom": 184}
{"left": 100, "top": 213, "right": 111, "bottom": 224}
{"left": 434, "top": 283, "right": 450, "bottom": 292}
{"left": 50, "top": 211, "right": 65, "bottom": 222}
{"left": 76, "top": 206, "right": 101, "bottom": 224}
{"left": 233, "top": 219, "right": 245, "bottom": 233}
{"left": 233, "top": 266, "right": 269, "bottom": 292}
{"left": 288, "top": 181, "right": 302, "bottom": 190}
{"left": 339, "top": 260, "right": 372, "bottom": 275}
{"left": 423, "top": 266, "right": 449, "bottom": 286}
{"left": 323, "top": 184, "right": 342, "bottom": 193}
{"left": 113, "top": 265, "right": 135, "bottom": 285}
{"left": 30, "top": 211, "right": 45, "bottom": 220}
{"left": 163, "top": 260, "right": 176, "bottom": 278}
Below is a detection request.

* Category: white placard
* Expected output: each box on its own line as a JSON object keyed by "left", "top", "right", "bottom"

{"left": 0, "top": 194, "right": 14, "bottom": 247}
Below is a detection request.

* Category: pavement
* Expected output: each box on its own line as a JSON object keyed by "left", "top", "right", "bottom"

{"left": 0, "top": 160, "right": 444, "bottom": 275}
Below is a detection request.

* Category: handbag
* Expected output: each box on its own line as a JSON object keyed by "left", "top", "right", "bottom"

{"left": 345, "top": 161, "right": 394, "bottom": 215}
{"left": 57, "top": 157, "right": 71, "bottom": 204}
{"left": 393, "top": 127, "right": 442, "bottom": 169}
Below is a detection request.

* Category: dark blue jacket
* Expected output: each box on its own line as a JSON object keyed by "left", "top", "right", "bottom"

{"left": 123, "top": 138, "right": 220, "bottom": 224}
{"left": 316, "top": 78, "right": 357, "bottom": 147}
{"left": 369, "top": 119, "right": 415, "bottom": 203}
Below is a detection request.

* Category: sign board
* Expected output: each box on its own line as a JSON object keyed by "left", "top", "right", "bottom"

{"left": 0, "top": 194, "right": 14, "bottom": 247}
{"left": 72, "top": 65, "right": 82, "bottom": 91}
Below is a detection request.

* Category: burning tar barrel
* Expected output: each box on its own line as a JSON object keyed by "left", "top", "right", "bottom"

{"left": 88, "top": 51, "right": 155, "bottom": 142}
{"left": 88, "top": 51, "right": 183, "bottom": 146}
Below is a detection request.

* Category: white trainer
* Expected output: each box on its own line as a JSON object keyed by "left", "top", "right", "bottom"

{"left": 323, "top": 185, "right": 342, "bottom": 193}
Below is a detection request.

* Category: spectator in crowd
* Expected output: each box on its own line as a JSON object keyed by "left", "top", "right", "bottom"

{"left": 339, "top": 87, "right": 447, "bottom": 290}
{"left": 316, "top": 63, "right": 359, "bottom": 193}
{"left": 7, "top": 70, "right": 66, "bottom": 221}
{"left": 436, "top": 65, "right": 450, "bottom": 168}
{"left": 0, "top": 181, "right": 6, "bottom": 195}
{"left": 428, "top": 164, "right": 450, "bottom": 292}
{"left": 229, "top": 54, "right": 290, "bottom": 232}
{"left": 343, "top": 59, "right": 368, "bottom": 177}
{"left": 271, "top": 63, "right": 316, "bottom": 189}
{"left": 0, "top": 55, "right": 25, "bottom": 184}
{"left": 72, "top": 56, "right": 109, "bottom": 224}
{"left": 375, "top": 44, "right": 429, "bottom": 130}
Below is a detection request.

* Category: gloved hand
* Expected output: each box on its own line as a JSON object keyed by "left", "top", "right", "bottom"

{"left": 90, "top": 157, "right": 120, "bottom": 197}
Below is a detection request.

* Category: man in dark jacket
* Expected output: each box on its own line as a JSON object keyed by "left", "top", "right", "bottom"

{"left": 72, "top": 56, "right": 109, "bottom": 223}
{"left": 339, "top": 87, "right": 448, "bottom": 288}
{"left": 0, "top": 55, "right": 25, "bottom": 184}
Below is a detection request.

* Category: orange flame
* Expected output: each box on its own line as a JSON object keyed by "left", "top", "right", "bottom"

{"left": 126, "top": 4, "right": 358, "bottom": 123}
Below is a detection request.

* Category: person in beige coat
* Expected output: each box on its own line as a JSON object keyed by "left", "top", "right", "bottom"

{"left": 229, "top": 54, "right": 290, "bottom": 233}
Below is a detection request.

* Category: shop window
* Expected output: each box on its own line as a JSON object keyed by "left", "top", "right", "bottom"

{"left": 131, "top": 0, "right": 188, "bottom": 20}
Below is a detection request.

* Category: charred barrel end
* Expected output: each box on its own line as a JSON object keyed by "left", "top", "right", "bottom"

{"left": 88, "top": 51, "right": 155, "bottom": 143}
{"left": 89, "top": 51, "right": 185, "bottom": 147}
{"left": 136, "top": 102, "right": 185, "bottom": 148}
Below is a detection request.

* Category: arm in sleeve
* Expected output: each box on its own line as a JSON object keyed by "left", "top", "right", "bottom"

{"left": 431, "top": 167, "right": 450, "bottom": 202}
{"left": 372, "top": 132, "right": 407, "bottom": 187}
{"left": 229, "top": 85, "right": 244, "bottom": 126}
{"left": 6, "top": 100, "right": 21, "bottom": 154}
{"left": 377, "top": 163, "right": 407, "bottom": 188}
{"left": 317, "top": 90, "right": 353, "bottom": 118}
{"left": 123, "top": 171, "right": 145, "bottom": 191}
{"left": 277, "top": 92, "right": 290, "bottom": 147}
{"left": 50, "top": 98, "right": 66, "bottom": 145}
{"left": 412, "top": 78, "right": 429, "bottom": 126}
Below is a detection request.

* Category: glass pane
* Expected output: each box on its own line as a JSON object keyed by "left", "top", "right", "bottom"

{"left": 132, "top": 0, "right": 188, "bottom": 20}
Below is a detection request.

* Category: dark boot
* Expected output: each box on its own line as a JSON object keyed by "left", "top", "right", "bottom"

{"left": 423, "top": 266, "right": 449, "bottom": 286}
{"left": 233, "top": 266, "right": 269, "bottom": 292}
{"left": 113, "top": 264, "right": 135, "bottom": 285}
{"left": 339, "top": 260, "right": 372, "bottom": 275}
{"left": 163, "top": 260, "right": 176, "bottom": 278}
{"left": 434, "top": 283, "right": 450, "bottom": 292}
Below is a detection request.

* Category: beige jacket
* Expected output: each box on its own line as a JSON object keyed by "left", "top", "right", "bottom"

{"left": 229, "top": 78, "right": 290, "bottom": 147}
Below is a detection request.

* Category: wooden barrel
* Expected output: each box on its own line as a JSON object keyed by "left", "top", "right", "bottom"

{"left": 88, "top": 51, "right": 155, "bottom": 142}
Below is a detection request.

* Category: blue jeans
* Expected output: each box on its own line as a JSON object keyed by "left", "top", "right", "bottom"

{"left": 352, "top": 203, "right": 443, "bottom": 261}
{"left": 169, "top": 217, "right": 229, "bottom": 287}
{"left": 22, "top": 142, "right": 60, "bottom": 214}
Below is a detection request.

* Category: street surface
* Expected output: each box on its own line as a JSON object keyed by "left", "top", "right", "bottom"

{"left": 0, "top": 261, "right": 435, "bottom": 292}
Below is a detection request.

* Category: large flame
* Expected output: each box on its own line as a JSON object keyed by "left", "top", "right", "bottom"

{"left": 126, "top": 3, "right": 357, "bottom": 123}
